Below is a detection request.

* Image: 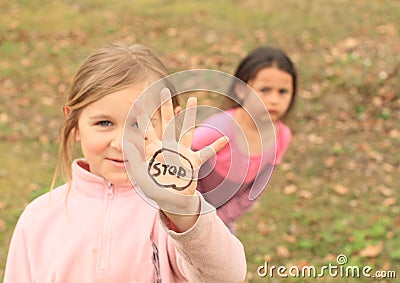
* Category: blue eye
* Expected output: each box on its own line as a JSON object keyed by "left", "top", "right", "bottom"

{"left": 98, "top": 121, "right": 112, "bottom": 127}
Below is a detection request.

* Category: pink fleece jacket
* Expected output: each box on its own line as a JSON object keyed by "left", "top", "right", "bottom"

{"left": 4, "top": 159, "right": 246, "bottom": 283}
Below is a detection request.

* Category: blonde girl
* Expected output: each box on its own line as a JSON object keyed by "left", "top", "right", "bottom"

{"left": 4, "top": 43, "right": 246, "bottom": 283}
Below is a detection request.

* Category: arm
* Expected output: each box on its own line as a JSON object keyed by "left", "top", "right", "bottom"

{"left": 124, "top": 89, "right": 246, "bottom": 281}
{"left": 159, "top": 196, "right": 247, "bottom": 283}
{"left": 216, "top": 183, "right": 254, "bottom": 225}
{"left": 274, "top": 121, "right": 292, "bottom": 165}
{"left": 4, "top": 214, "right": 32, "bottom": 283}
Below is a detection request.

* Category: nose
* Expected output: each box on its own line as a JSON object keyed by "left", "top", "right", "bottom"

{"left": 110, "top": 129, "right": 123, "bottom": 152}
{"left": 267, "top": 91, "right": 279, "bottom": 105}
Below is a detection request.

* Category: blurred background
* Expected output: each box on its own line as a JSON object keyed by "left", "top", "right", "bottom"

{"left": 0, "top": 1, "right": 399, "bottom": 282}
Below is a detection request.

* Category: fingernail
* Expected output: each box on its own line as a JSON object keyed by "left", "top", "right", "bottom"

{"left": 160, "top": 88, "right": 171, "bottom": 101}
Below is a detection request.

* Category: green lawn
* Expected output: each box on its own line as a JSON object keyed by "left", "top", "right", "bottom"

{"left": 1, "top": 1, "right": 399, "bottom": 282}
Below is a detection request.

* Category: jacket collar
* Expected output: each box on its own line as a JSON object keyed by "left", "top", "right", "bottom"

{"left": 71, "top": 159, "right": 136, "bottom": 198}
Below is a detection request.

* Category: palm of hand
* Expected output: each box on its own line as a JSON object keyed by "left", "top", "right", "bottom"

{"left": 124, "top": 88, "right": 227, "bottom": 215}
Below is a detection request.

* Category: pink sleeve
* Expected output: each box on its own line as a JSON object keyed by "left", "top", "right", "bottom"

{"left": 4, "top": 213, "right": 32, "bottom": 283}
{"left": 275, "top": 121, "right": 292, "bottom": 165}
{"left": 216, "top": 184, "right": 253, "bottom": 224}
{"left": 158, "top": 200, "right": 247, "bottom": 282}
{"left": 191, "top": 125, "right": 224, "bottom": 151}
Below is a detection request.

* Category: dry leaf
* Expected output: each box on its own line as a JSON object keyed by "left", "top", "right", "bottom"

{"left": 277, "top": 245, "right": 290, "bottom": 258}
{"left": 39, "top": 134, "right": 49, "bottom": 145}
{"left": 263, "top": 254, "right": 272, "bottom": 262}
{"left": 285, "top": 172, "right": 296, "bottom": 182}
{"left": 307, "top": 134, "right": 324, "bottom": 144}
{"left": 333, "top": 185, "right": 349, "bottom": 195}
{"left": 283, "top": 184, "right": 297, "bottom": 195}
{"left": 0, "top": 218, "right": 6, "bottom": 231}
{"left": 383, "top": 197, "right": 396, "bottom": 206}
{"left": 389, "top": 129, "right": 400, "bottom": 138}
{"left": 257, "top": 221, "right": 268, "bottom": 235}
{"left": 0, "top": 113, "right": 9, "bottom": 123}
{"left": 0, "top": 201, "right": 7, "bottom": 210}
{"left": 283, "top": 233, "right": 297, "bottom": 243}
{"left": 378, "top": 185, "right": 392, "bottom": 197}
{"left": 359, "top": 243, "right": 383, "bottom": 258}
{"left": 299, "top": 190, "right": 313, "bottom": 199}
{"left": 383, "top": 163, "right": 394, "bottom": 173}
{"left": 324, "top": 156, "right": 336, "bottom": 168}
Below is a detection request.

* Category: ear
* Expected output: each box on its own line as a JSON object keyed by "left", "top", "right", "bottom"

{"left": 63, "top": 106, "right": 71, "bottom": 116}
{"left": 234, "top": 83, "right": 247, "bottom": 102}
{"left": 64, "top": 106, "right": 80, "bottom": 142}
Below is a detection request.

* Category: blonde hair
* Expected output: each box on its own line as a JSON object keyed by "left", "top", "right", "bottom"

{"left": 50, "top": 42, "right": 178, "bottom": 189}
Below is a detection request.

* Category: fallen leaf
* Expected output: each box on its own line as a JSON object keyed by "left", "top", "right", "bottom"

{"left": 333, "top": 185, "right": 349, "bottom": 195}
{"left": 283, "top": 233, "right": 297, "bottom": 243}
{"left": 0, "top": 113, "right": 9, "bottom": 123}
{"left": 0, "top": 201, "right": 7, "bottom": 210}
{"left": 307, "top": 134, "right": 324, "bottom": 144}
{"left": 0, "top": 218, "right": 6, "bottom": 231}
{"left": 299, "top": 190, "right": 313, "bottom": 199}
{"left": 359, "top": 243, "right": 383, "bottom": 258}
{"left": 383, "top": 163, "right": 394, "bottom": 173}
{"left": 277, "top": 245, "right": 290, "bottom": 258}
{"left": 324, "top": 156, "right": 336, "bottom": 168}
{"left": 285, "top": 172, "right": 296, "bottom": 182}
{"left": 283, "top": 184, "right": 297, "bottom": 195}
{"left": 257, "top": 221, "right": 268, "bottom": 235}
{"left": 383, "top": 197, "right": 396, "bottom": 206}
{"left": 378, "top": 185, "right": 392, "bottom": 197}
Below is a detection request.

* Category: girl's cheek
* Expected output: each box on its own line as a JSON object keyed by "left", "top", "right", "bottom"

{"left": 84, "top": 136, "right": 109, "bottom": 152}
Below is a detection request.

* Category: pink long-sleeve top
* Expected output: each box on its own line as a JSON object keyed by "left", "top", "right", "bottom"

{"left": 4, "top": 159, "right": 246, "bottom": 283}
{"left": 192, "top": 109, "right": 292, "bottom": 226}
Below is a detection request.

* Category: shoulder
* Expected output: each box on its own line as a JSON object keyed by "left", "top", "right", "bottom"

{"left": 197, "top": 109, "right": 236, "bottom": 132}
{"left": 20, "top": 184, "right": 69, "bottom": 215}
{"left": 192, "top": 109, "right": 236, "bottom": 150}
{"left": 10, "top": 184, "right": 68, "bottom": 236}
{"left": 276, "top": 121, "right": 292, "bottom": 143}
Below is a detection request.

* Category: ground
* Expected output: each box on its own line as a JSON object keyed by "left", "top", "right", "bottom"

{"left": 0, "top": 1, "right": 399, "bottom": 282}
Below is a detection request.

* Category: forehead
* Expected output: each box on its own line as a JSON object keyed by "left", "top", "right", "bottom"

{"left": 253, "top": 67, "right": 293, "bottom": 86}
{"left": 81, "top": 84, "right": 149, "bottom": 117}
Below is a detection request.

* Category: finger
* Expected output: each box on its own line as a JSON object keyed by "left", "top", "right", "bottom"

{"left": 179, "top": 97, "right": 197, "bottom": 148}
{"left": 134, "top": 99, "right": 158, "bottom": 142}
{"left": 209, "top": 135, "right": 229, "bottom": 154}
{"left": 160, "top": 88, "right": 176, "bottom": 142}
{"left": 199, "top": 136, "right": 229, "bottom": 164}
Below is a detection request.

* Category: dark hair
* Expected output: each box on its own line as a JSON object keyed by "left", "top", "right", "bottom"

{"left": 226, "top": 46, "right": 297, "bottom": 117}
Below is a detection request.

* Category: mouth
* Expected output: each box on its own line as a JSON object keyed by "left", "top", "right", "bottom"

{"left": 106, "top": 158, "right": 129, "bottom": 167}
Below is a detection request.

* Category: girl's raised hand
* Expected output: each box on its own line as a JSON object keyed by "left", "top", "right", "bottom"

{"left": 124, "top": 88, "right": 228, "bottom": 216}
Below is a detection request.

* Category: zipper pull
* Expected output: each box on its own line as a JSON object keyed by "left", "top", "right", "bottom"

{"left": 106, "top": 181, "right": 114, "bottom": 198}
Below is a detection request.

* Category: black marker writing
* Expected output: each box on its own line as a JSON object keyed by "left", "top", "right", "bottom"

{"left": 148, "top": 148, "right": 193, "bottom": 191}
{"left": 152, "top": 163, "right": 187, "bottom": 178}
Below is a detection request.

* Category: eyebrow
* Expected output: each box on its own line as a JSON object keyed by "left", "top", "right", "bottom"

{"left": 88, "top": 114, "right": 114, "bottom": 120}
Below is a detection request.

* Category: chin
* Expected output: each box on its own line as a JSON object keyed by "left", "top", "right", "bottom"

{"left": 107, "top": 174, "right": 131, "bottom": 186}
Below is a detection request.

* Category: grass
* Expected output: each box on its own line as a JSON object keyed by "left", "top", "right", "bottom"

{"left": 1, "top": 0, "right": 399, "bottom": 282}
